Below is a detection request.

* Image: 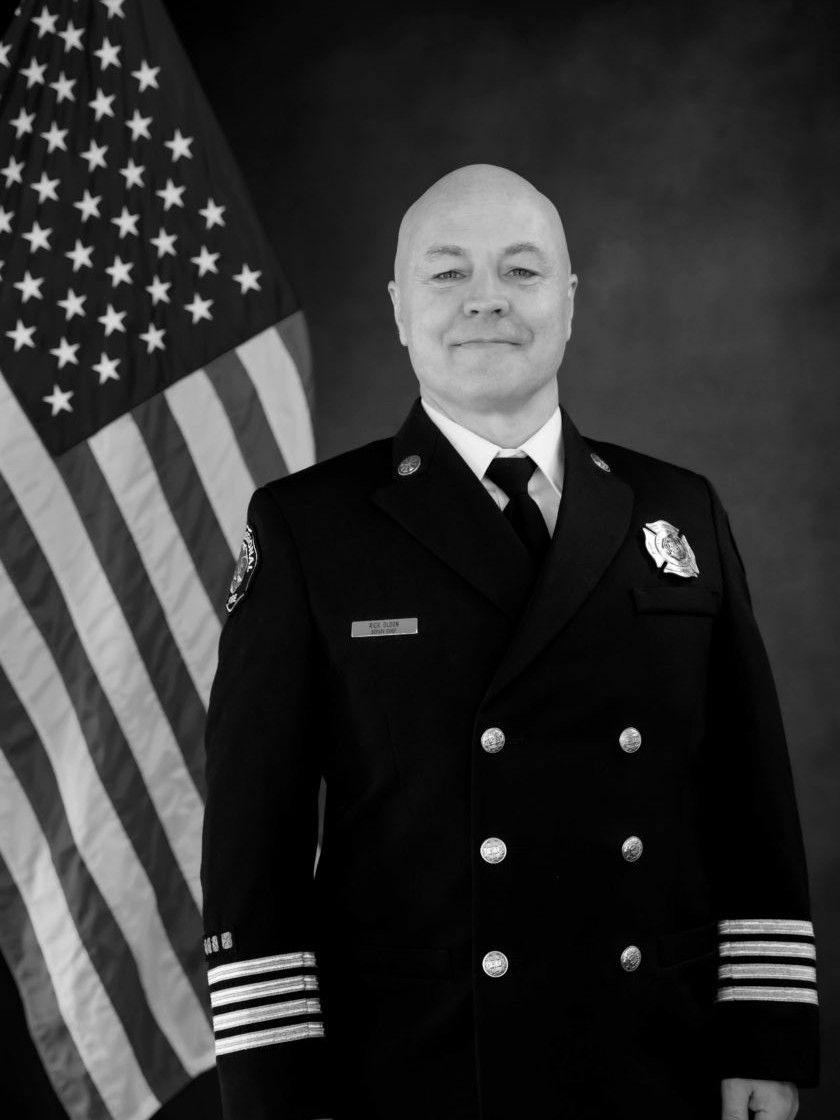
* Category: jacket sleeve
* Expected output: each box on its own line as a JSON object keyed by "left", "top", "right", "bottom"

{"left": 704, "top": 480, "right": 819, "bottom": 1086}
{"left": 201, "top": 486, "right": 332, "bottom": 1119}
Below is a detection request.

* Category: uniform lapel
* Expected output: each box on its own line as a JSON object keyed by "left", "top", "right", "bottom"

{"left": 371, "top": 400, "right": 533, "bottom": 618}
{"left": 485, "top": 408, "right": 635, "bottom": 700}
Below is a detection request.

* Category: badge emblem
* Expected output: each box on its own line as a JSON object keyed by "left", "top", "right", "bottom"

{"left": 397, "top": 454, "right": 422, "bottom": 476}
{"left": 642, "top": 520, "right": 699, "bottom": 578}
{"left": 590, "top": 452, "right": 611, "bottom": 472}
{"left": 226, "top": 523, "right": 259, "bottom": 613}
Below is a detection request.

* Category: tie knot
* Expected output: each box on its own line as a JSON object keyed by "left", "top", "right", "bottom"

{"left": 485, "top": 455, "right": 537, "bottom": 497}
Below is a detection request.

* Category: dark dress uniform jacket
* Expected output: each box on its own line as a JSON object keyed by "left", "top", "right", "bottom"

{"left": 201, "top": 401, "right": 819, "bottom": 1120}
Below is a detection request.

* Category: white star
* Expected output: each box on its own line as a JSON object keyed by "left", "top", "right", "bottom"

{"left": 184, "top": 294, "right": 213, "bottom": 324}
{"left": 57, "top": 21, "right": 84, "bottom": 51}
{"left": 40, "top": 122, "right": 68, "bottom": 152}
{"left": 30, "top": 171, "right": 59, "bottom": 203}
{"left": 48, "top": 71, "right": 75, "bottom": 101}
{"left": 5, "top": 320, "right": 35, "bottom": 351}
{"left": 0, "top": 43, "right": 10, "bottom": 67}
{"left": 145, "top": 275, "right": 171, "bottom": 305}
{"left": 131, "top": 59, "right": 159, "bottom": 91}
{"left": 111, "top": 207, "right": 139, "bottom": 239}
{"left": 190, "top": 245, "right": 219, "bottom": 277}
{"left": 118, "top": 158, "right": 145, "bottom": 189}
{"left": 93, "top": 36, "right": 120, "bottom": 69}
{"left": 199, "top": 198, "right": 226, "bottom": 229}
{"left": 88, "top": 88, "right": 115, "bottom": 121}
{"left": 50, "top": 336, "right": 80, "bottom": 369}
{"left": 99, "top": 0, "right": 126, "bottom": 17}
{"left": 155, "top": 179, "right": 185, "bottom": 211}
{"left": 80, "top": 139, "right": 108, "bottom": 171}
{"left": 57, "top": 287, "right": 87, "bottom": 319}
{"left": 139, "top": 323, "right": 166, "bottom": 353}
{"left": 98, "top": 304, "right": 126, "bottom": 335}
{"left": 12, "top": 271, "right": 44, "bottom": 302}
{"left": 32, "top": 6, "right": 58, "bottom": 36}
{"left": 73, "top": 190, "right": 101, "bottom": 221}
{"left": 233, "top": 264, "right": 262, "bottom": 293}
{"left": 150, "top": 228, "right": 177, "bottom": 258}
{"left": 1, "top": 157, "right": 23, "bottom": 186}
{"left": 20, "top": 57, "right": 47, "bottom": 87}
{"left": 43, "top": 384, "right": 73, "bottom": 415}
{"left": 93, "top": 352, "right": 120, "bottom": 384}
{"left": 65, "top": 239, "right": 93, "bottom": 271}
{"left": 10, "top": 108, "right": 35, "bottom": 137}
{"left": 125, "top": 109, "right": 151, "bottom": 141}
{"left": 105, "top": 254, "right": 133, "bottom": 286}
{"left": 164, "top": 129, "right": 193, "bottom": 161}
{"left": 22, "top": 221, "right": 52, "bottom": 253}
{"left": 0, "top": 206, "right": 12, "bottom": 234}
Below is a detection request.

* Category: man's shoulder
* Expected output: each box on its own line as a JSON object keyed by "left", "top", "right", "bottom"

{"left": 259, "top": 435, "right": 394, "bottom": 511}
{"left": 583, "top": 434, "right": 711, "bottom": 498}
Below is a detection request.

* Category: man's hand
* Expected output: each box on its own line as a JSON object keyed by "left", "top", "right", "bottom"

{"left": 722, "top": 1078, "right": 798, "bottom": 1119}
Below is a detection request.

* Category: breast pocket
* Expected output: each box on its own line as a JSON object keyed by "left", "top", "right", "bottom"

{"left": 632, "top": 586, "right": 720, "bottom": 617}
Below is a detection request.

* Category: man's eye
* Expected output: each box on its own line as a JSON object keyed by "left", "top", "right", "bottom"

{"left": 509, "top": 267, "right": 536, "bottom": 277}
{"left": 433, "top": 270, "right": 463, "bottom": 280}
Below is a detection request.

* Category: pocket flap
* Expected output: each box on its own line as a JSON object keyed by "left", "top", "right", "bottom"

{"left": 658, "top": 922, "right": 717, "bottom": 966}
{"left": 633, "top": 586, "right": 720, "bottom": 616}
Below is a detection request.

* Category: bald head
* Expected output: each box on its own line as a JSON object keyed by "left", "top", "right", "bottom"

{"left": 387, "top": 163, "right": 578, "bottom": 438}
{"left": 394, "top": 164, "right": 571, "bottom": 286}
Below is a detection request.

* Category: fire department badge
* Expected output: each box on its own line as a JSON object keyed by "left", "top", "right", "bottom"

{"left": 226, "top": 523, "right": 259, "bottom": 613}
{"left": 642, "top": 520, "right": 699, "bottom": 578}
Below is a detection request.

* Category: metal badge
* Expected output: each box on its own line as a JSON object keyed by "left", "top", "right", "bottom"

{"left": 397, "top": 454, "right": 422, "bottom": 476}
{"left": 226, "top": 522, "right": 259, "bottom": 613}
{"left": 642, "top": 520, "right": 699, "bottom": 578}
{"left": 351, "top": 617, "right": 419, "bottom": 637}
{"left": 590, "top": 452, "right": 611, "bottom": 472}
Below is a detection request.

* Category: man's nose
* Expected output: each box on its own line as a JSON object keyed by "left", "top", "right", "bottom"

{"left": 463, "top": 284, "right": 510, "bottom": 316}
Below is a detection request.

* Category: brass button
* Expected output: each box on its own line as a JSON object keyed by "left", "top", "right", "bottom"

{"left": 621, "top": 835, "right": 643, "bottom": 862}
{"left": 480, "top": 727, "right": 505, "bottom": 754}
{"left": 619, "top": 727, "right": 641, "bottom": 753}
{"left": 482, "top": 950, "right": 509, "bottom": 978}
{"left": 480, "top": 837, "right": 507, "bottom": 865}
{"left": 620, "top": 945, "right": 642, "bottom": 972}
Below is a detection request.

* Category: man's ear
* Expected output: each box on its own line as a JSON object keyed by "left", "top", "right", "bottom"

{"left": 565, "top": 274, "right": 578, "bottom": 341}
{"left": 387, "top": 281, "right": 408, "bottom": 347}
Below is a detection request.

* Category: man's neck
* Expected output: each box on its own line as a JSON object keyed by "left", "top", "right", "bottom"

{"left": 421, "top": 386, "right": 559, "bottom": 448}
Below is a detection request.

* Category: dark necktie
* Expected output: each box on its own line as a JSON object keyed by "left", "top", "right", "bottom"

{"left": 485, "top": 455, "right": 551, "bottom": 563}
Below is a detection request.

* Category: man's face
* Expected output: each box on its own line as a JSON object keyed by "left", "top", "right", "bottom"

{"left": 389, "top": 182, "right": 577, "bottom": 417}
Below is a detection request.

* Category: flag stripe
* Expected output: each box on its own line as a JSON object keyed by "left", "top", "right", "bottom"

{"left": 165, "top": 370, "right": 256, "bottom": 556}
{"left": 0, "top": 374, "right": 205, "bottom": 903}
{"left": 132, "top": 392, "right": 232, "bottom": 619}
{"left": 0, "top": 579, "right": 213, "bottom": 1081}
{"left": 0, "top": 475, "right": 210, "bottom": 1019}
{"left": 88, "top": 414, "right": 221, "bottom": 707}
{"left": 276, "top": 309, "right": 314, "bottom": 412}
{"left": 0, "top": 854, "right": 112, "bottom": 1120}
{"left": 205, "top": 348, "right": 289, "bottom": 487}
{"left": 237, "top": 325, "right": 315, "bottom": 473}
{"left": 0, "top": 748, "right": 159, "bottom": 1120}
{"left": 55, "top": 440, "right": 208, "bottom": 797}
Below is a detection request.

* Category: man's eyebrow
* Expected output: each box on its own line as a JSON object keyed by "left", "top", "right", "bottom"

{"left": 503, "top": 241, "right": 547, "bottom": 258}
{"left": 422, "top": 245, "right": 467, "bottom": 260}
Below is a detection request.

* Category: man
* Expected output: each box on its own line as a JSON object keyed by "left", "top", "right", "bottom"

{"left": 201, "top": 165, "right": 818, "bottom": 1119}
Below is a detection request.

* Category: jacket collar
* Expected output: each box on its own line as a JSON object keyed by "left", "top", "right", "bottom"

{"left": 371, "top": 398, "right": 634, "bottom": 696}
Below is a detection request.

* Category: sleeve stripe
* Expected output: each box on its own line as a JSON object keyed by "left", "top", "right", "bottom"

{"left": 718, "top": 963, "right": 816, "bottom": 983}
{"left": 215, "top": 1021, "right": 325, "bottom": 1056}
{"left": 717, "top": 919, "right": 814, "bottom": 938}
{"left": 717, "top": 985, "right": 819, "bottom": 1005}
{"left": 719, "top": 940, "right": 816, "bottom": 959}
{"left": 213, "top": 997, "right": 322, "bottom": 1033}
{"left": 207, "top": 951, "right": 317, "bottom": 986}
{"left": 210, "top": 973, "right": 319, "bottom": 1008}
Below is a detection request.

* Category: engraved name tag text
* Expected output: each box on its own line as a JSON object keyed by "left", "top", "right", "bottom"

{"left": 351, "top": 618, "right": 419, "bottom": 638}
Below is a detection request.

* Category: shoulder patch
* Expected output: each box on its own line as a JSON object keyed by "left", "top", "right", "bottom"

{"left": 226, "top": 523, "right": 259, "bottom": 614}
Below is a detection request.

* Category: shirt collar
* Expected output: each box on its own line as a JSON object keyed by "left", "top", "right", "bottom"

{"left": 421, "top": 398, "right": 564, "bottom": 498}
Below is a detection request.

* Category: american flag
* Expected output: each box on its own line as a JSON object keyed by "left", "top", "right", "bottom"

{"left": 0, "top": 2, "right": 314, "bottom": 1117}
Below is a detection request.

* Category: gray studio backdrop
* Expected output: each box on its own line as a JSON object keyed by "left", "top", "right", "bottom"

{"left": 172, "top": 0, "right": 837, "bottom": 1112}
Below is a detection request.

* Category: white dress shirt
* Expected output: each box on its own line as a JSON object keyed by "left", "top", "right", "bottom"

{"left": 421, "top": 399, "right": 564, "bottom": 535}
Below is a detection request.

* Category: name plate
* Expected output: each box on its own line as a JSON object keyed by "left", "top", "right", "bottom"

{"left": 351, "top": 617, "right": 418, "bottom": 638}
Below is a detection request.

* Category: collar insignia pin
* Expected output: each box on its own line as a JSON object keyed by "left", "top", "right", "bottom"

{"left": 398, "top": 454, "right": 422, "bottom": 476}
{"left": 642, "top": 520, "right": 699, "bottom": 578}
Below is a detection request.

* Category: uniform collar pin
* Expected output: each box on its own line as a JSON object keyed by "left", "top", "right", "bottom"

{"left": 397, "top": 454, "right": 422, "bottom": 476}
{"left": 590, "top": 452, "right": 610, "bottom": 472}
{"left": 643, "top": 519, "right": 699, "bottom": 578}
